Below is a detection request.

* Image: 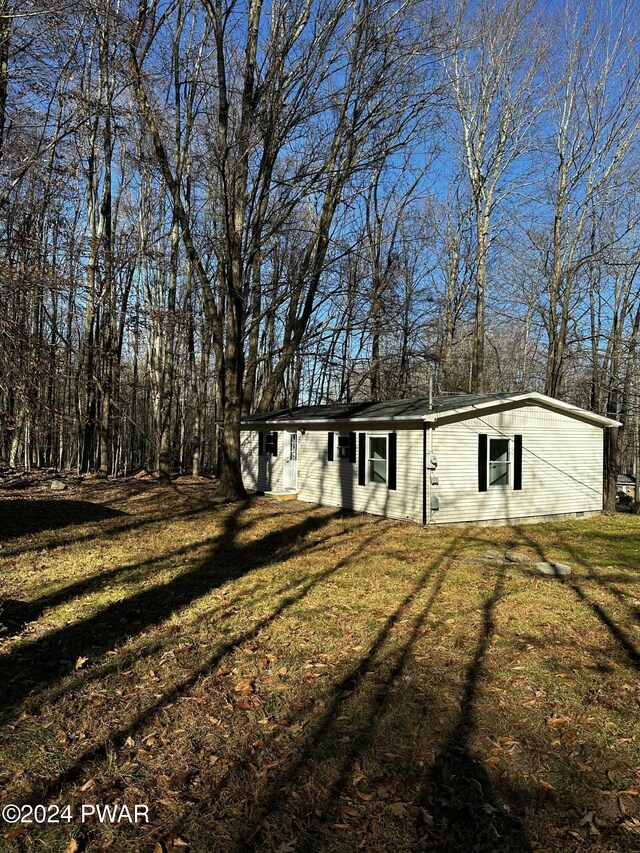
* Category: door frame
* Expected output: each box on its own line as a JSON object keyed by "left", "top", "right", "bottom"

{"left": 282, "top": 430, "right": 298, "bottom": 491}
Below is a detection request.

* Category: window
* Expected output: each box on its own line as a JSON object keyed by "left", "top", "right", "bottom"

{"left": 265, "top": 432, "right": 277, "bottom": 455}
{"left": 488, "top": 437, "right": 510, "bottom": 486}
{"left": 368, "top": 435, "right": 387, "bottom": 483}
{"left": 337, "top": 434, "right": 350, "bottom": 459}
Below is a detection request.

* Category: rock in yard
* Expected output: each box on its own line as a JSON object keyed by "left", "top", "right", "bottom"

{"left": 505, "top": 550, "right": 531, "bottom": 564}
{"left": 482, "top": 550, "right": 503, "bottom": 561}
{"left": 50, "top": 479, "right": 67, "bottom": 491}
{"left": 535, "top": 561, "right": 571, "bottom": 576}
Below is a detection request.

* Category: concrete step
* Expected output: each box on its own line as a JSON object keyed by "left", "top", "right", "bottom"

{"left": 264, "top": 490, "right": 298, "bottom": 501}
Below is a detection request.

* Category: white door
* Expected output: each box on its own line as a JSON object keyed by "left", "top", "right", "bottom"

{"left": 283, "top": 431, "right": 298, "bottom": 491}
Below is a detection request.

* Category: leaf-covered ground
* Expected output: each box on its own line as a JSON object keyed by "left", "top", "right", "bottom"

{"left": 0, "top": 476, "right": 639, "bottom": 852}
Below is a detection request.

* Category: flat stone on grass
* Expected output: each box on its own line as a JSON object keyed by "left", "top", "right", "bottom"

{"left": 535, "top": 561, "right": 571, "bottom": 576}
{"left": 505, "top": 550, "right": 532, "bottom": 564}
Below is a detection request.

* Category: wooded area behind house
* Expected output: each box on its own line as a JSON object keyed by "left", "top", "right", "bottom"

{"left": 1, "top": 0, "right": 639, "bottom": 502}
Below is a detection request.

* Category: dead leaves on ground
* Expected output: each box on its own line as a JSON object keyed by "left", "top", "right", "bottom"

{"left": 154, "top": 831, "right": 190, "bottom": 852}
{"left": 1, "top": 490, "right": 639, "bottom": 852}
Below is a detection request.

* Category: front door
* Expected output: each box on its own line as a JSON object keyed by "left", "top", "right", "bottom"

{"left": 283, "top": 431, "right": 298, "bottom": 491}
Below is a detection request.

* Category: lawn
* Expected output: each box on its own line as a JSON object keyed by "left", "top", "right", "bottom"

{"left": 0, "top": 477, "right": 639, "bottom": 853}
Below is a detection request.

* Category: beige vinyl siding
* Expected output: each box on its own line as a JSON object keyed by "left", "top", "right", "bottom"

{"left": 295, "top": 423, "right": 424, "bottom": 523}
{"left": 240, "top": 429, "right": 284, "bottom": 492}
{"left": 431, "top": 405, "right": 603, "bottom": 524}
{"left": 240, "top": 430, "right": 259, "bottom": 488}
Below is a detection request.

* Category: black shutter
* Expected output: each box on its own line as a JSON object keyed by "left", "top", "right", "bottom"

{"left": 259, "top": 432, "right": 264, "bottom": 456}
{"left": 514, "top": 434, "right": 522, "bottom": 490}
{"left": 271, "top": 432, "right": 278, "bottom": 457}
{"left": 349, "top": 431, "right": 356, "bottom": 464}
{"left": 388, "top": 432, "right": 397, "bottom": 490}
{"left": 327, "top": 431, "right": 334, "bottom": 461}
{"left": 478, "top": 434, "right": 488, "bottom": 492}
{"left": 358, "top": 433, "right": 366, "bottom": 485}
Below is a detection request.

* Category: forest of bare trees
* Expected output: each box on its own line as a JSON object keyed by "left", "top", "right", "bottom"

{"left": 1, "top": 0, "right": 640, "bottom": 502}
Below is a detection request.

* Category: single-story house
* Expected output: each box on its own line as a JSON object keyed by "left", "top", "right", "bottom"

{"left": 617, "top": 473, "right": 636, "bottom": 498}
{"left": 240, "top": 392, "right": 621, "bottom": 525}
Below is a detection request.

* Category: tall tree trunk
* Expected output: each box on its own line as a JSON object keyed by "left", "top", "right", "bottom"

{"left": 470, "top": 213, "right": 487, "bottom": 393}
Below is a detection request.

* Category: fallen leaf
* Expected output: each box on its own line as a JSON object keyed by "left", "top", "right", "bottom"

{"left": 546, "top": 714, "right": 570, "bottom": 728}
{"left": 342, "top": 807, "right": 360, "bottom": 818}
{"left": 388, "top": 802, "right": 407, "bottom": 817}
{"left": 75, "top": 656, "right": 88, "bottom": 670}
{"left": 64, "top": 840, "right": 80, "bottom": 853}
{"left": 3, "top": 827, "right": 27, "bottom": 841}
{"left": 355, "top": 790, "right": 376, "bottom": 802}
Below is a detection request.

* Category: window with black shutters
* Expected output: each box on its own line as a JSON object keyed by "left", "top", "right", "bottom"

{"left": 368, "top": 435, "right": 388, "bottom": 483}
{"left": 337, "top": 434, "right": 350, "bottom": 459}
{"left": 265, "top": 432, "right": 278, "bottom": 455}
{"left": 488, "top": 437, "right": 510, "bottom": 486}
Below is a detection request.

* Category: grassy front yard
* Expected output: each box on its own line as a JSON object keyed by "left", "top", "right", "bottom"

{"left": 1, "top": 478, "right": 639, "bottom": 852}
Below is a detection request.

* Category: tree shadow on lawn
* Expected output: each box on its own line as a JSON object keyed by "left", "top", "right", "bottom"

{"left": 13, "top": 521, "right": 624, "bottom": 853}
{"left": 189, "top": 537, "right": 533, "bottom": 853}
{"left": 23, "top": 514, "right": 388, "bottom": 807}
{"left": 510, "top": 525, "right": 640, "bottom": 670}
{"left": 0, "top": 502, "right": 292, "bottom": 641}
{"left": 0, "top": 501, "right": 360, "bottom": 721}
{"left": 0, "top": 499, "right": 128, "bottom": 542}
{"left": 414, "top": 562, "right": 532, "bottom": 853}
{"left": 25, "top": 520, "right": 350, "bottom": 715}
{"left": 0, "top": 490, "right": 229, "bottom": 559}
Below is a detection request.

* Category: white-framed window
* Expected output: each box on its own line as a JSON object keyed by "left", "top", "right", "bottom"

{"left": 368, "top": 435, "right": 387, "bottom": 484}
{"left": 488, "top": 437, "right": 510, "bottom": 486}
{"left": 337, "top": 434, "right": 350, "bottom": 459}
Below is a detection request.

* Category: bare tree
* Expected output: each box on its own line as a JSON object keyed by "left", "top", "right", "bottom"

{"left": 131, "top": 0, "right": 430, "bottom": 496}
{"left": 536, "top": 0, "right": 640, "bottom": 398}
{"left": 440, "top": 0, "right": 544, "bottom": 392}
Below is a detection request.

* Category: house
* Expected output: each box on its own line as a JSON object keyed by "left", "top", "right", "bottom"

{"left": 240, "top": 392, "right": 621, "bottom": 525}
{"left": 617, "top": 473, "right": 636, "bottom": 499}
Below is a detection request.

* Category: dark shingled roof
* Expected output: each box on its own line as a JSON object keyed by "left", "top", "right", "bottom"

{"left": 244, "top": 393, "right": 522, "bottom": 423}
{"left": 617, "top": 473, "right": 636, "bottom": 485}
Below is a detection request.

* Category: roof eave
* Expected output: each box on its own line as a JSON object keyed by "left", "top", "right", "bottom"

{"left": 241, "top": 413, "right": 425, "bottom": 427}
